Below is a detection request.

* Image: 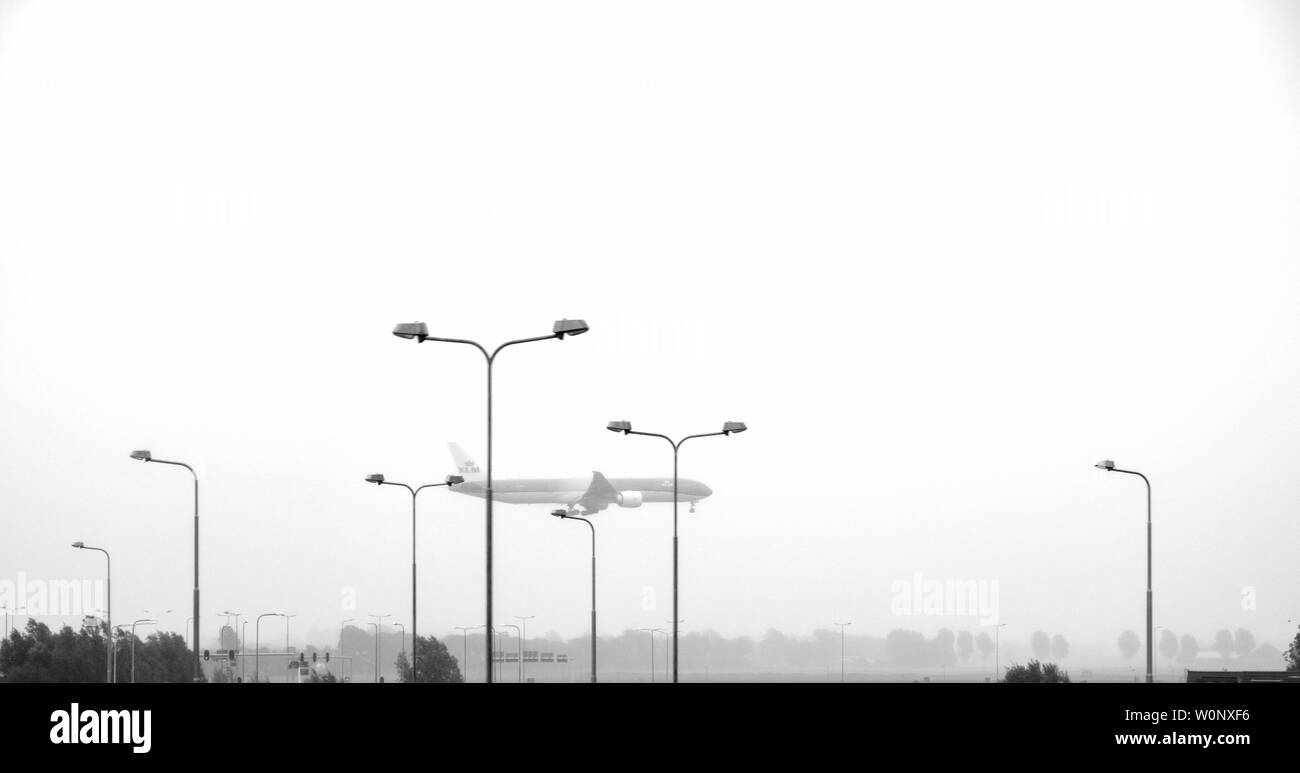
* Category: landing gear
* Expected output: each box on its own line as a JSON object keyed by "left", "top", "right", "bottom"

{"left": 689, "top": 501, "right": 696, "bottom": 514}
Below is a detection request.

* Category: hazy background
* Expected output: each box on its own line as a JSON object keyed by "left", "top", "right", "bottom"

{"left": 1, "top": 0, "right": 1297, "bottom": 665}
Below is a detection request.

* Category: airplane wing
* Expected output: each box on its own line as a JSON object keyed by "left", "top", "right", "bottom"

{"left": 574, "top": 471, "right": 619, "bottom": 514}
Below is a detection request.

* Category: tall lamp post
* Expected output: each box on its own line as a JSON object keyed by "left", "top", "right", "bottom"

{"left": 454, "top": 625, "right": 484, "bottom": 682}
{"left": 1096, "top": 460, "right": 1153, "bottom": 684}
{"left": 71, "top": 542, "right": 111, "bottom": 684}
{"left": 392, "top": 318, "right": 589, "bottom": 682}
{"left": 989, "top": 622, "right": 1008, "bottom": 683}
{"left": 370, "top": 613, "right": 391, "bottom": 682}
{"left": 255, "top": 612, "right": 284, "bottom": 683}
{"left": 130, "top": 450, "right": 201, "bottom": 682}
{"left": 834, "top": 621, "right": 851, "bottom": 683}
{"left": 365, "top": 473, "right": 463, "bottom": 683}
{"left": 552, "top": 510, "right": 597, "bottom": 683}
{"left": 241, "top": 620, "right": 249, "bottom": 682}
{"left": 609, "top": 420, "right": 747, "bottom": 683}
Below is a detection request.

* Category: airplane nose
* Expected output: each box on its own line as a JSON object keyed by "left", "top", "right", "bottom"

{"left": 700, "top": 483, "right": 713, "bottom": 498}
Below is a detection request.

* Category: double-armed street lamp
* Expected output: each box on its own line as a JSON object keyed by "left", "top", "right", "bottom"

{"left": 498, "top": 623, "right": 521, "bottom": 682}
{"left": 365, "top": 473, "right": 463, "bottom": 682}
{"left": 552, "top": 510, "right": 598, "bottom": 683}
{"left": 608, "top": 420, "right": 747, "bottom": 683}
{"left": 129, "top": 450, "right": 201, "bottom": 682}
{"left": 1095, "top": 459, "right": 1153, "bottom": 684}
{"left": 391, "top": 318, "right": 589, "bottom": 682}
{"left": 515, "top": 615, "right": 534, "bottom": 683}
{"left": 71, "top": 542, "right": 111, "bottom": 683}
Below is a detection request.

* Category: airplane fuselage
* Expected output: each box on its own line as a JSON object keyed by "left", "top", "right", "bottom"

{"left": 452, "top": 477, "right": 712, "bottom": 508}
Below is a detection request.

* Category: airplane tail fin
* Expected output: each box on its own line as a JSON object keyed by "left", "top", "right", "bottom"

{"left": 449, "top": 442, "right": 484, "bottom": 481}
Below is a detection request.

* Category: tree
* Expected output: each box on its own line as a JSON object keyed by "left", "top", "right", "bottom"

{"left": 396, "top": 635, "right": 462, "bottom": 683}
{"left": 975, "top": 632, "right": 994, "bottom": 661}
{"left": 1117, "top": 630, "right": 1140, "bottom": 662}
{"left": 1233, "top": 629, "right": 1255, "bottom": 660}
{"left": 1178, "top": 634, "right": 1199, "bottom": 664}
{"left": 1158, "top": 629, "right": 1179, "bottom": 661}
{"left": 956, "top": 630, "right": 974, "bottom": 662}
{"left": 1212, "top": 629, "right": 1234, "bottom": 660}
{"left": 1286, "top": 628, "right": 1300, "bottom": 672}
{"left": 1050, "top": 634, "right": 1069, "bottom": 661}
{"left": 1004, "top": 660, "right": 1070, "bottom": 683}
{"left": 1030, "top": 631, "right": 1051, "bottom": 660}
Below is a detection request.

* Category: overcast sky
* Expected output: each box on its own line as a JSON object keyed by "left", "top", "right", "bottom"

{"left": 1, "top": 0, "right": 1297, "bottom": 657}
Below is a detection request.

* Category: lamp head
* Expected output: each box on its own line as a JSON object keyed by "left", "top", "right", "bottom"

{"left": 71, "top": 541, "right": 85, "bottom": 549}
{"left": 445, "top": 475, "right": 464, "bottom": 486}
{"left": 722, "top": 421, "right": 747, "bottom": 435}
{"left": 553, "top": 319, "right": 589, "bottom": 339}
{"left": 130, "top": 450, "right": 151, "bottom": 461}
{"left": 392, "top": 322, "right": 428, "bottom": 341}
{"left": 1095, "top": 460, "right": 1115, "bottom": 471}
{"left": 365, "top": 474, "right": 385, "bottom": 484}
{"left": 607, "top": 420, "right": 632, "bottom": 434}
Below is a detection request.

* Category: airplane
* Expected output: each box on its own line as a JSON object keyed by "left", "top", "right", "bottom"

{"left": 445, "top": 443, "right": 713, "bottom": 515}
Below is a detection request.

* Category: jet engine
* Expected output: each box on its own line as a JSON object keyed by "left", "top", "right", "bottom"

{"left": 616, "top": 491, "right": 643, "bottom": 508}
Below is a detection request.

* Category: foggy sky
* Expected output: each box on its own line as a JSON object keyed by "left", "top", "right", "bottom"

{"left": 1, "top": 0, "right": 1297, "bottom": 659}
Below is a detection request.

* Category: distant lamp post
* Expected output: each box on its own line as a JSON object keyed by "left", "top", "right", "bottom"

{"left": 394, "top": 622, "right": 406, "bottom": 662}
{"left": 515, "top": 615, "right": 535, "bottom": 683}
{"left": 988, "top": 622, "right": 1008, "bottom": 683}
{"left": 393, "top": 318, "right": 588, "bottom": 681}
{"left": 72, "top": 542, "right": 112, "bottom": 684}
{"left": 114, "top": 619, "right": 157, "bottom": 684}
{"left": 255, "top": 613, "right": 285, "bottom": 683}
{"left": 1096, "top": 459, "right": 1153, "bottom": 684}
{"left": 553, "top": 509, "right": 598, "bottom": 683}
{"left": 365, "top": 473, "right": 462, "bottom": 682}
{"left": 370, "top": 614, "right": 391, "bottom": 682}
{"left": 638, "top": 628, "right": 665, "bottom": 683}
{"left": 454, "top": 625, "right": 485, "bottom": 682}
{"left": 130, "top": 449, "right": 201, "bottom": 682}
{"left": 498, "top": 623, "right": 521, "bottom": 682}
{"left": 609, "top": 420, "right": 747, "bottom": 683}
{"left": 834, "top": 621, "right": 851, "bottom": 683}
{"left": 284, "top": 614, "right": 297, "bottom": 653}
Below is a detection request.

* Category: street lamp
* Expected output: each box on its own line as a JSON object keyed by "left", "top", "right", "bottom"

{"left": 339, "top": 618, "right": 354, "bottom": 682}
{"left": 515, "top": 615, "right": 535, "bottom": 683}
{"left": 130, "top": 449, "right": 201, "bottom": 682}
{"left": 987, "top": 622, "right": 1008, "bottom": 683}
{"left": 553, "top": 509, "right": 597, "bottom": 683}
{"left": 285, "top": 614, "right": 297, "bottom": 654}
{"left": 638, "top": 628, "right": 664, "bottom": 683}
{"left": 454, "top": 625, "right": 484, "bottom": 682}
{"left": 1096, "top": 459, "right": 1153, "bottom": 684}
{"left": 255, "top": 613, "right": 285, "bottom": 683}
{"left": 498, "top": 624, "right": 522, "bottom": 682}
{"left": 393, "top": 318, "right": 588, "bottom": 682}
{"left": 366, "top": 473, "right": 462, "bottom": 682}
{"left": 72, "top": 542, "right": 111, "bottom": 684}
{"left": 393, "top": 622, "right": 406, "bottom": 662}
{"left": 609, "top": 420, "right": 746, "bottom": 683}
{"left": 370, "top": 613, "right": 391, "bottom": 682}
{"left": 241, "top": 620, "right": 249, "bottom": 682}
{"left": 114, "top": 619, "right": 156, "bottom": 684}
{"left": 834, "top": 622, "right": 851, "bottom": 683}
